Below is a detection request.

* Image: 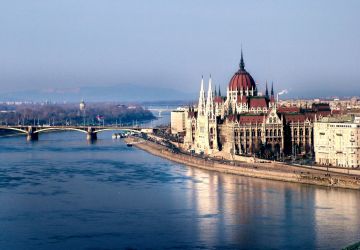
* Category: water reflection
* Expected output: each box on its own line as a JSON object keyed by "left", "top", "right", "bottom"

{"left": 0, "top": 132, "right": 359, "bottom": 250}
{"left": 184, "top": 167, "right": 360, "bottom": 249}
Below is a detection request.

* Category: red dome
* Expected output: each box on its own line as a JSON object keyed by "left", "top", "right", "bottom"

{"left": 228, "top": 70, "right": 256, "bottom": 91}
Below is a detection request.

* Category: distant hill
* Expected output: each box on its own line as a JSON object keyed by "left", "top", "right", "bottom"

{"left": 0, "top": 84, "right": 195, "bottom": 103}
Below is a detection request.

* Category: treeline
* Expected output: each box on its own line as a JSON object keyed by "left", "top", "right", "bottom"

{"left": 0, "top": 103, "right": 155, "bottom": 126}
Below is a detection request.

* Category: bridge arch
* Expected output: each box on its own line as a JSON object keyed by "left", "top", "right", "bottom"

{"left": 0, "top": 127, "right": 28, "bottom": 134}
{"left": 93, "top": 128, "right": 142, "bottom": 134}
{"left": 34, "top": 127, "right": 88, "bottom": 134}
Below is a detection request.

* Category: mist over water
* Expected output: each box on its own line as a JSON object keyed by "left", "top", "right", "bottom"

{"left": 0, "top": 131, "right": 359, "bottom": 249}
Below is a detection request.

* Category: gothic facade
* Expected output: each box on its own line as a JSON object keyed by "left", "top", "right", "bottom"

{"left": 184, "top": 52, "right": 332, "bottom": 159}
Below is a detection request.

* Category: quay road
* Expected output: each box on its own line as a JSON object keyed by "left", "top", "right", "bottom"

{"left": 0, "top": 125, "right": 153, "bottom": 141}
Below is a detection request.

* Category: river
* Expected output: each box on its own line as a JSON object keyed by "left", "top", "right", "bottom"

{"left": 0, "top": 131, "right": 359, "bottom": 249}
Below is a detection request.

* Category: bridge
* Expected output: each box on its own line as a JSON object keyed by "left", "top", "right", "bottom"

{"left": 147, "top": 107, "right": 173, "bottom": 118}
{"left": 0, "top": 125, "right": 153, "bottom": 141}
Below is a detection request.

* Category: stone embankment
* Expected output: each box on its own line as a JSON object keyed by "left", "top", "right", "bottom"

{"left": 125, "top": 137, "right": 360, "bottom": 190}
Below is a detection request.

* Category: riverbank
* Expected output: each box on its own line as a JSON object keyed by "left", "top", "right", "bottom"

{"left": 125, "top": 137, "right": 360, "bottom": 190}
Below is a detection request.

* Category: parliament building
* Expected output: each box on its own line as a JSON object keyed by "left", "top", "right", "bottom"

{"left": 181, "top": 51, "right": 333, "bottom": 160}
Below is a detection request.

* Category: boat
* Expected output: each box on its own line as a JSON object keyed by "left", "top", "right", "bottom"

{"left": 126, "top": 143, "right": 133, "bottom": 147}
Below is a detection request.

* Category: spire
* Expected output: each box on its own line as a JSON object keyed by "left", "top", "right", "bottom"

{"left": 214, "top": 84, "right": 217, "bottom": 96}
{"left": 200, "top": 75, "right": 204, "bottom": 91}
{"left": 239, "top": 48, "right": 245, "bottom": 70}
{"left": 218, "top": 85, "right": 221, "bottom": 97}
{"left": 265, "top": 81, "right": 269, "bottom": 98}
{"left": 206, "top": 75, "right": 215, "bottom": 119}
{"left": 197, "top": 75, "right": 206, "bottom": 116}
{"left": 270, "top": 81, "right": 275, "bottom": 104}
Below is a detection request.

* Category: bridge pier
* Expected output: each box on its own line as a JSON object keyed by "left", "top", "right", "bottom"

{"left": 86, "top": 126, "right": 97, "bottom": 141}
{"left": 86, "top": 132, "right": 97, "bottom": 141}
{"left": 26, "top": 132, "right": 38, "bottom": 141}
{"left": 26, "top": 126, "right": 38, "bottom": 141}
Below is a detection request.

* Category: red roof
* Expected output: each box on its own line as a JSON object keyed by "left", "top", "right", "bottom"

{"left": 316, "top": 111, "right": 331, "bottom": 117}
{"left": 214, "top": 96, "right": 224, "bottom": 103}
{"left": 284, "top": 110, "right": 332, "bottom": 123}
{"left": 331, "top": 110, "right": 345, "bottom": 115}
{"left": 284, "top": 113, "right": 316, "bottom": 123}
{"left": 249, "top": 97, "right": 267, "bottom": 108}
{"left": 237, "top": 95, "right": 247, "bottom": 103}
{"left": 239, "top": 115, "right": 265, "bottom": 124}
{"left": 277, "top": 106, "right": 300, "bottom": 113}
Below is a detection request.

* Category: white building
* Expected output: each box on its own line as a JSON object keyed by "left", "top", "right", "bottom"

{"left": 170, "top": 108, "right": 187, "bottom": 134}
{"left": 314, "top": 116, "right": 360, "bottom": 168}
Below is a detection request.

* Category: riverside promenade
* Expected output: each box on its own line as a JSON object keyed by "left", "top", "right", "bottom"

{"left": 126, "top": 137, "right": 360, "bottom": 190}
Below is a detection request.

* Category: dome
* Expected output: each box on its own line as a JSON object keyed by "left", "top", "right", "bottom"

{"left": 80, "top": 99, "right": 86, "bottom": 111}
{"left": 228, "top": 52, "right": 256, "bottom": 91}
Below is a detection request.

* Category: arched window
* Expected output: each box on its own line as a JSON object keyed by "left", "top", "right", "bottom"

{"left": 278, "top": 129, "right": 281, "bottom": 136}
{"left": 257, "top": 129, "right": 262, "bottom": 137}
{"left": 252, "top": 129, "right": 255, "bottom": 136}
{"left": 270, "top": 130, "right": 273, "bottom": 136}
{"left": 266, "top": 129, "right": 269, "bottom": 136}
{"left": 246, "top": 130, "right": 250, "bottom": 136}
{"left": 274, "top": 130, "right": 277, "bottom": 136}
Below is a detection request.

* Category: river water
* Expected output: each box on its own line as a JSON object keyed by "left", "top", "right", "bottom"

{"left": 0, "top": 131, "right": 359, "bottom": 250}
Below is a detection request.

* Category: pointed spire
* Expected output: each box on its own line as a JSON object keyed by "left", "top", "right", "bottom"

{"left": 214, "top": 84, "right": 217, "bottom": 97}
{"left": 265, "top": 81, "right": 269, "bottom": 98}
{"left": 208, "top": 75, "right": 212, "bottom": 95}
{"left": 239, "top": 47, "right": 245, "bottom": 70}
{"left": 206, "top": 75, "right": 215, "bottom": 118}
{"left": 270, "top": 81, "right": 275, "bottom": 104}
{"left": 200, "top": 75, "right": 204, "bottom": 91}
{"left": 198, "top": 75, "right": 206, "bottom": 116}
{"left": 208, "top": 74, "right": 212, "bottom": 97}
{"left": 218, "top": 85, "right": 221, "bottom": 97}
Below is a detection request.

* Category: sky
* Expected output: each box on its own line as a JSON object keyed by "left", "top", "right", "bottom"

{"left": 0, "top": 0, "right": 359, "bottom": 100}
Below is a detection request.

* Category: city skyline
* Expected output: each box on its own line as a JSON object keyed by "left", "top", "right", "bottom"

{"left": 1, "top": 0, "right": 359, "bottom": 100}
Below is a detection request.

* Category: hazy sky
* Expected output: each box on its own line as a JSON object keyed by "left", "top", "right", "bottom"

{"left": 0, "top": 0, "right": 359, "bottom": 98}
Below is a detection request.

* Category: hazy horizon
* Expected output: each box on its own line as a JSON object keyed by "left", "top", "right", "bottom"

{"left": 1, "top": 0, "right": 359, "bottom": 100}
